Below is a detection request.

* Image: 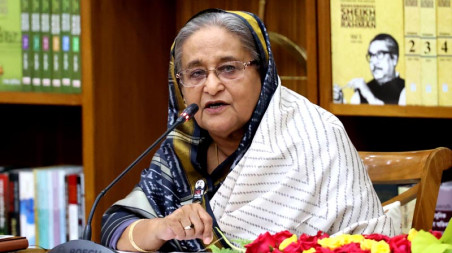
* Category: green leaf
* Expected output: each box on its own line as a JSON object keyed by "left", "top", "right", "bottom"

{"left": 207, "top": 244, "right": 243, "bottom": 253}
{"left": 213, "top": 227, "right": 246, "bottom": 253}
{"left": 232, "top": 238, "right": 253, "bottom": 248}
{"left": 441, "top": 218, "right": 452, "bottom": 244}
{"left": 412, "top": 230, "right": 440, "bottom": 253}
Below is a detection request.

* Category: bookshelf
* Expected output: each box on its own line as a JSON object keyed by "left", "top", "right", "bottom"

{"left": 317, "top": 1, "right": 452, "bottom": 119}
{"left": 0, "top": 0, "right": 175, "bottom": 243}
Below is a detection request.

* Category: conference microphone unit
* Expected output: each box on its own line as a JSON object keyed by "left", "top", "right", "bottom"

{"left": 49, "top": 103, "right": 199, "bottom": 253}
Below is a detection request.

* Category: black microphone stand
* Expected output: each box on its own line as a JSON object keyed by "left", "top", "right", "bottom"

{"left": 49, "top": 104, "right": 198, "bottom": 253}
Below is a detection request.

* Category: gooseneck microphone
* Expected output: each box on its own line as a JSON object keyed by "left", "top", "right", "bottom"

{"left": 50, "top": 104, "right": 199, "bottom": 253}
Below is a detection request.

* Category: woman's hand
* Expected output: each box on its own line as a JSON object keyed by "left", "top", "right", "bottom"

{"left": 158, "top": 203, "right": 214, "bottom": 244}
{"left": 117, "top": 203, "right": 214, "bottom": 252}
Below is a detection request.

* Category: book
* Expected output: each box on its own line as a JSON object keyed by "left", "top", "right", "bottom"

{"left": 8, "top": 171, "right": 20, "bottom": 237}
{"left": 0, "top": 235, "right": 28, "bottom": 252}
{"left": 21, "top": 0, "right": 33, "bottom": 91}
{"left": 420, "top": 0, "right": 438, "bottom": 106}
{"left": 41, "top": 0, "right": 52, "bottom": 91}
{"left": 18, "top": 169, "right": 35, "bottom": 245}
{"left": 0, "top": 173, "right": 9, "bottom": 234}
{"left": 0, "top": 0, "right": 23, "bottom": 91}
{"left": 330, "top": 0, "right": 406, "bottom": 105}
{"left": 437, "top": 0, "right": 452, "bottom": 106}
{"left": 30, "top": 0, "right": 42, "bottom": 91}
{"left": 61, "top": 0, "right": 72, "bottom": 93}
{"left": 404, "top": 0, "right": 422, "bottom": 105}
{"left": 26, "top": 165, "right": 83, "bottom": 248}
{"left": 57, "top": 166, "right": 82, "bottom": 245}
{"left": 50, "top": 0, "right": 62, "bottom": 92}
{"left": 34, "top": 168, "right": 51, "bottom": 248}
{"left": 66, "top": 171, "right": 84, "bottom": 241}
{"left": 70, "top": 0, "right": 81, "bottom": 93}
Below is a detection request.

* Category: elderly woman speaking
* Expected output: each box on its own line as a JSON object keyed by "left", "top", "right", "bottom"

{"left": 100, "top": 9, "right": 399, "bottom": 252}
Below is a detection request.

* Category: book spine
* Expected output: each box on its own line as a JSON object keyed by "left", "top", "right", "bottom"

{"left": 8, "top": 172, "right": 20, "bottom": 236}
{"left": 66, "top": 173, "right": 78, "bottom": 240}
{"left": 437, "top": 0, "right": 452, "bottom": 106}
{"left": 18, "top": 171, "right": 35, "bottom": 245}
{"left": 70, "top": 0, "right": 81, "bottom": 93}
{"left": 404, "top": 0, "right": 422, "bottom": 105}
{"left": 56, "top": 169, "right": 65, "bottom": 245}
{"left": 36, "top": 170, "right": 49, "bottom": 248}
{"left": 31, "top": 0, "right": 42, "bottom": 91}
{"left": 50, "top": 0, "right": 62, "bottom": 92}
{"left": 77, "top": 172, "right": 85, "bottom": 238}
{"left": 33, "top": 170, "right": 39, "bottom": 246}
{"left": 47, "top": 170, "right": 55, "bottom": 248}
{"left": 0, "top": 0, "right": 23, "bottom": 91}
{"left": 420, "top": 0, "right": 438, "bottom": 106}
{"left": 21, "top": 0, "right": 33, "bottom": 91}
{"left": 0, "top": 173, "right": 9, "bottom": 234}
{"left": 61, "top": 0, "right": 72, "bottom": 93}
{"left": 41, "top": 0, "right": 52, "bottom": 92}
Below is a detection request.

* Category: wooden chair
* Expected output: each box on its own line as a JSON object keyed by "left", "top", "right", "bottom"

{"left": 359, "top": 147, "right": 452, "bottom": 231}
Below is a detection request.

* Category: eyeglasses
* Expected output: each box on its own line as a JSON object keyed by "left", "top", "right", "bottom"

{"left": 366, "top": 51, "right": 392, "bottom": 62}
{"left": 176, "top": 60, "right": 258, "bottom": 87}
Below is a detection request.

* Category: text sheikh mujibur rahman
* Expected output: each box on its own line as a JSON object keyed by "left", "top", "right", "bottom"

{"left": 341, "top": 5, "right": 376, "bottom": 28}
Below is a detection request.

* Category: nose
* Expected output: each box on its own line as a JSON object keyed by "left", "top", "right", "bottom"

{"left": 203, "top": 70, "right": 224, "bottom": 95}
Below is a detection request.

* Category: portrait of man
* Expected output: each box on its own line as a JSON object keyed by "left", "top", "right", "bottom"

{"left": 334, "top": 33, "right": 406, "bottom": 105}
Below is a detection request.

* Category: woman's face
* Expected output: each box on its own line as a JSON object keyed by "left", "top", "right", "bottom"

{"left": 180, "top": 26, "right": 261, "bottom": 139}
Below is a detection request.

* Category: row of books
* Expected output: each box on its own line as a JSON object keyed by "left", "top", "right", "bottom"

{"left": 0, "top": 165, "right": 85, "bottom": 250}
{"left": 0, "top": 0, "right": 81, "bottom": 94}
{"left": 331, "top": 0, "right": 452, "bottom": 106}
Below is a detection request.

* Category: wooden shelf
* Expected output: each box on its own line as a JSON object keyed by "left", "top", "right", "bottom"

{"left": 327, "top": 103, "right": 452, "bottom": 118}
{"left": 0, "top": 92, "right": 82, "bottom": 106}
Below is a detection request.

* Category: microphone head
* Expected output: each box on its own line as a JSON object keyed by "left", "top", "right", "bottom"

{"left": 180, "top": 103, "right": 199, "bottom": 122}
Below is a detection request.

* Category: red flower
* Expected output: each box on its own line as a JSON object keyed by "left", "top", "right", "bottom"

{"left": 388, "top": 234, "right": 411, "bottom": 253}
{"left": 282, "top": 242, "right": 305, "bottom": 253}
{"left": 273, "top": 230, "right": 294, "bottom": 248}
{"left": 363, "top": 233, "right": 390, "bottom": 242}
{"left": 334, "top": 242, "right": 368, "bottom": 252}
{"left": 245, "top": 232, "right": 277, "bottom": 253}
{"left": 314, "top": 247, "right": 334, "bottom": 253}
{"left": 429, "top": 230, "right": 443, "bottom": 239}
{"left": 279, "top": 231, "right": 330, "bottom": 252}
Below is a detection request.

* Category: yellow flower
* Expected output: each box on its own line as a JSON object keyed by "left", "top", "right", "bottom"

{"left": 302, "top": 248, "right": 316, "bottom": 253}
{"left": 279, "top": 234, "right": 298, "bottom": 251}
{"left": 407, "top": 228, "right": 418, "bottom": 241}
{"left": 360, "top": 239, "right": 391, "bottom": 253}
{"left": 318, "top": 234, "right": 365, "bottom": 249}
{"left": 360, "top": 239, "right": 376, "bottom": 250}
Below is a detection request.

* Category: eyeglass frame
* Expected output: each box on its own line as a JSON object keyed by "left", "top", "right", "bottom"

{"left": 366, "top": 50, "right": 393, "bottom": 62}
{"left": 175, "top": 60, "right": 259, "bottom": 87}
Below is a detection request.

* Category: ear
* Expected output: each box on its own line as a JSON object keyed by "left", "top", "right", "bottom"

{"left": 391, "top": 54, "right": 398, "bottom": 66}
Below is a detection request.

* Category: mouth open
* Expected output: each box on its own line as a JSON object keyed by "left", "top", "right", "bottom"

{"left": 205, "top": 101, "right": 227, "bottom": 109}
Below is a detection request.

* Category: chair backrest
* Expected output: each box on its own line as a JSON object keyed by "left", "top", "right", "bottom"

{"left": 359, "top": 147, "right": 452, "bottom": 231}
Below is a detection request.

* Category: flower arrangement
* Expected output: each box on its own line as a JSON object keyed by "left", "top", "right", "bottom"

{"left": 209, "top": 219, "right": 452, "bottom": 253}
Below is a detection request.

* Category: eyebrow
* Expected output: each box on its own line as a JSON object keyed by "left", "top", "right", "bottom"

{"left": 185, "top": 56, "right": 240, "bottom": 69}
